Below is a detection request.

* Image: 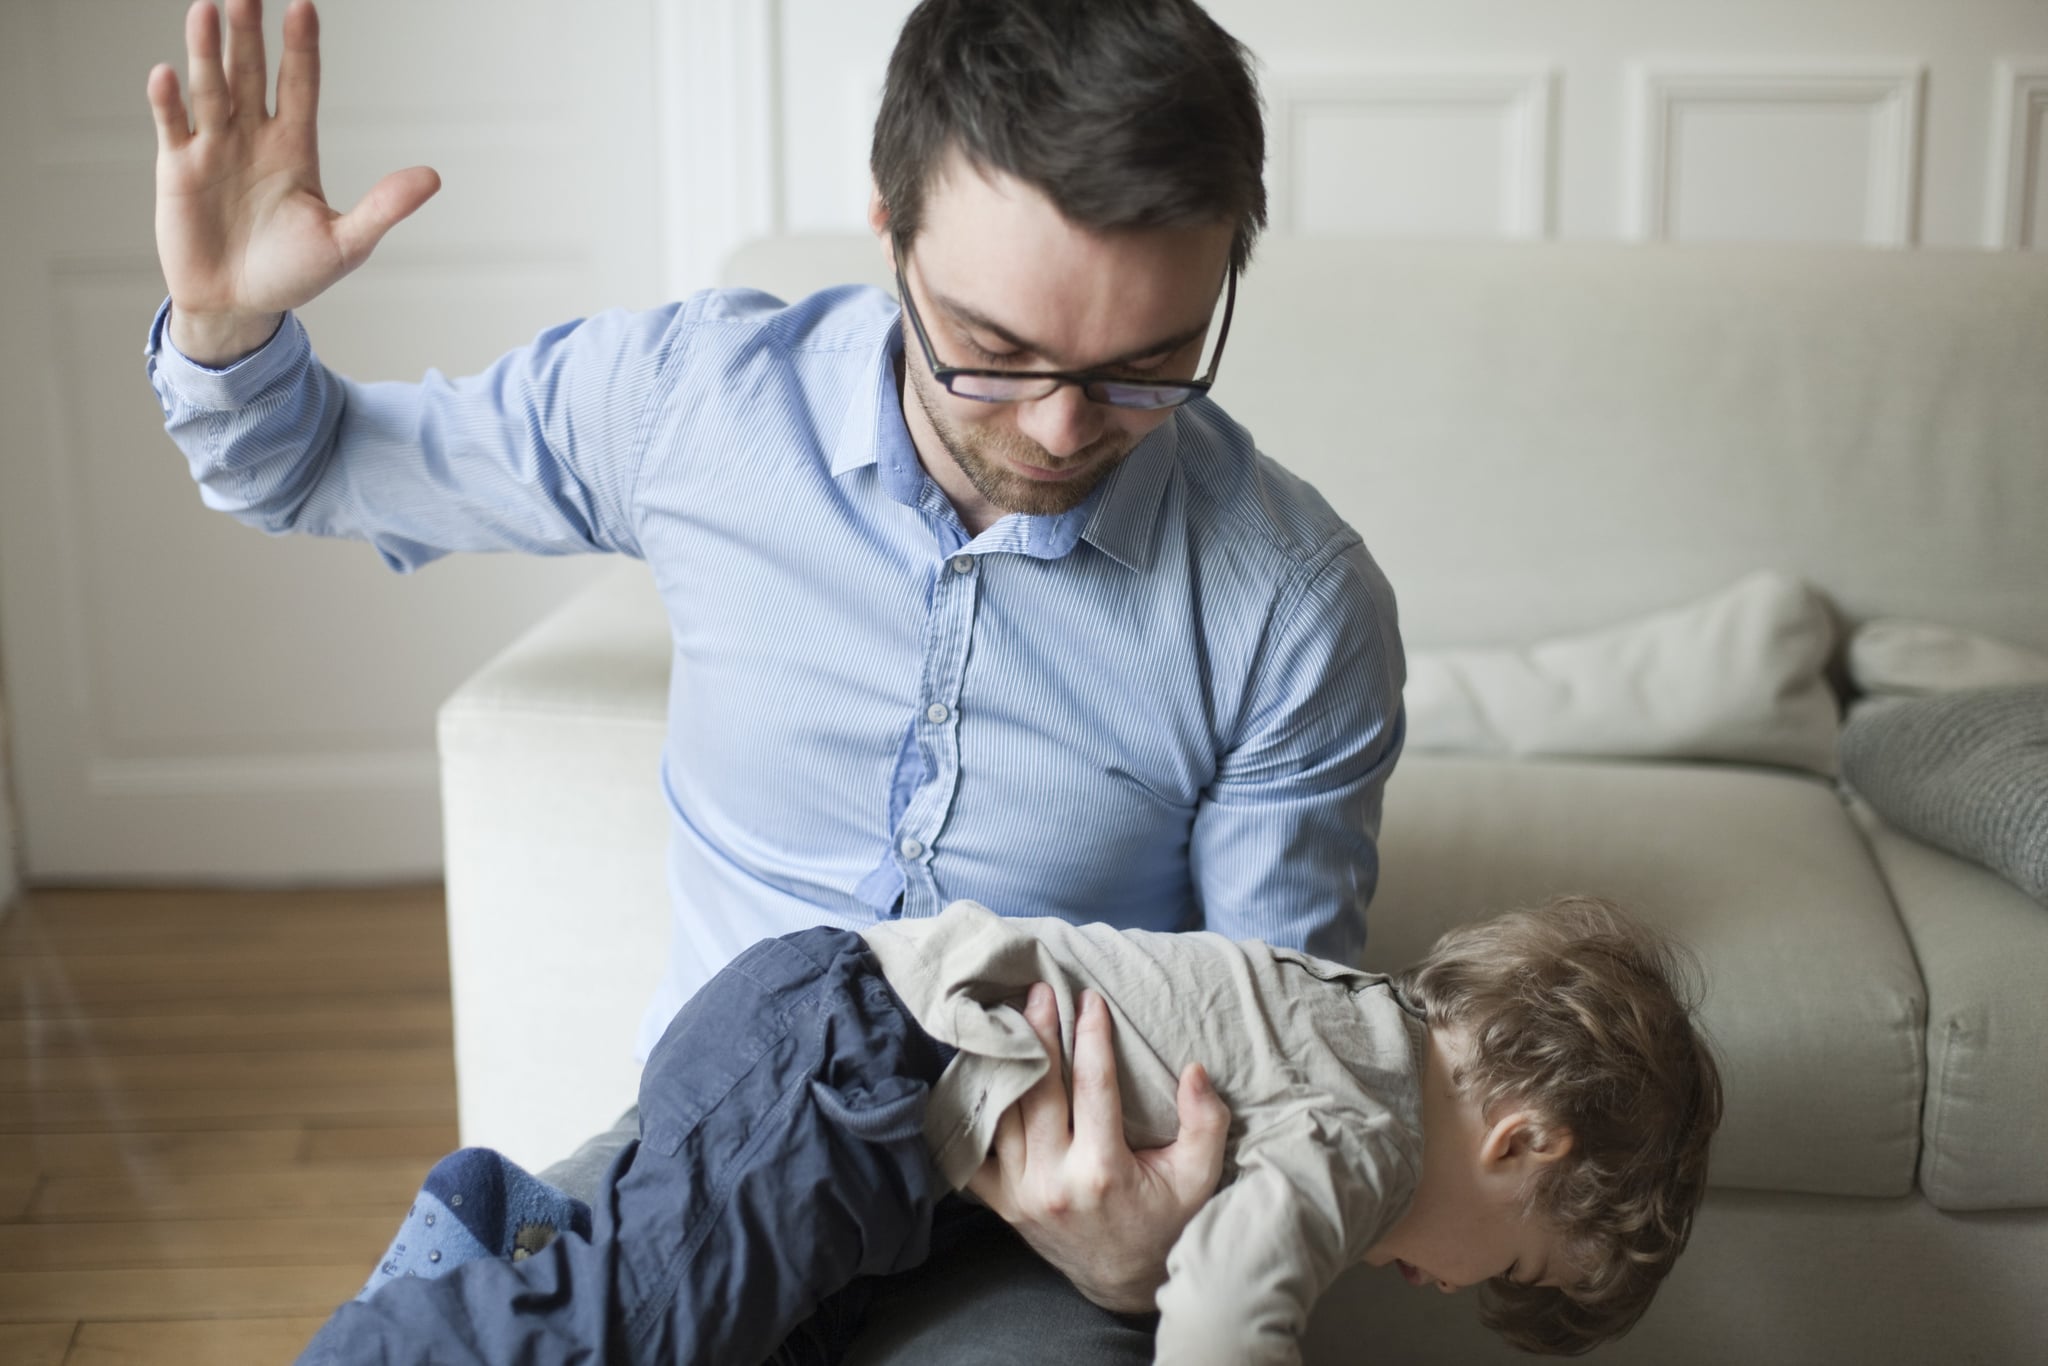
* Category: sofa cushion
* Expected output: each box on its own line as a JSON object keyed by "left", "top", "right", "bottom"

{"left": 1403, "top": 570, "right": 1839, "bottom": 774}
{"left": 1850, "top": 797, "right": 2048, "bottom": 1210}
{"left": 1306, "top": 1190, "right": 2048, "bottom": 1366}
{"left": 1361, "top": 755, "right": 1924, "bottom": 1199}
{"left": 1211, "top": 242, "right": 2048, "bottom": 658}
{"left": 1841, "top": 686, "right": 2048, "bottom": 904}
{"left": 1849, "top": 618, "right": 2048, "bottom": 697}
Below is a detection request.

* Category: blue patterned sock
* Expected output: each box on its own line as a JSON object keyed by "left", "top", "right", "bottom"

{"left": 358, "top": 1147, "right": 593, "bottom": 1301}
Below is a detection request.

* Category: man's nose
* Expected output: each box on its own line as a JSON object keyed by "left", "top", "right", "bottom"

{"left": 1015, "top": 382, "right": 1103, "bottom": 460}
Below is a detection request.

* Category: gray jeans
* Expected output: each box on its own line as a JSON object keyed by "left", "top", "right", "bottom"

{"left": 542, "top": 1107, "right": 1157, "bottom": 1365}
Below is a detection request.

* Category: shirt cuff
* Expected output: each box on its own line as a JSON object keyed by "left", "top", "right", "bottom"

{"left": 143, "top": 297, "right": 306, "bottom": 411}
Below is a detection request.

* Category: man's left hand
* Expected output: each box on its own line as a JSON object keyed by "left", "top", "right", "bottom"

{"left": 966, "top": 982, "right": 1233, "bottom": 1313}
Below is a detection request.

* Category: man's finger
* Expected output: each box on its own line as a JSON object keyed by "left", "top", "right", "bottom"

{"left": 1067, "top": 989, "right": 1127, "bottom": 1160}
{"left": 332, "top": 166, "right": 441, "bottom": 272}
{"left": 147, "top": 63, "right": 192, "bottom": 153}
{"left": 275, "top": 0, "right": 319, "bottom": 129}
{"left": 968, "top": 1111, "right": 1024, "bottom": 1217}
{"left": 985, "top": 1090, "right": 1026, "bottom": 1173}
{"left": 1016, "top": 982, "right": 1072, "bottom": 1155}
{"left": 224, "top": 0, "right": 269, "bottom": 121}
{"left": 185, "top": 1, "right": 231, "bottom": 134}
{"left": 1153, "top": 1062, "right": 1231, "bottom": 1204}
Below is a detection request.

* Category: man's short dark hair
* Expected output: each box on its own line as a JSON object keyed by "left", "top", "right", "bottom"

{"left": 871, "top": 0, "right": 1268, "bottom": 274}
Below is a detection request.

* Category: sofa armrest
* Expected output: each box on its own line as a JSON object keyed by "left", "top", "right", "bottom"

{"left": 438, "top": 563, "right": 672, "bottom": 1170}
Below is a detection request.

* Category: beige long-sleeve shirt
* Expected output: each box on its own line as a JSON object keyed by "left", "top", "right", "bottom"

{"left": 861, "top": 900, "right": 1428, "bottom": 1366}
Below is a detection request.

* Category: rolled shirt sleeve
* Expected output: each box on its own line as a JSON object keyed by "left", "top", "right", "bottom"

{"left": 1189, "top": 534, "right": 1406, "bottom": 966}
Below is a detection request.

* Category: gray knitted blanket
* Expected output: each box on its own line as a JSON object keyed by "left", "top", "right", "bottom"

{"left": 1840, "top": 684, "right": 2048, "bottom": 905}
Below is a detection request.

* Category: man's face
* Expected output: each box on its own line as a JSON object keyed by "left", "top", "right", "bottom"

{"left": 874, "top": 149, "right": 1236, "bottom": 528}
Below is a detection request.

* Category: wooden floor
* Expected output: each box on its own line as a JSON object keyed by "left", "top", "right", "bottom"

{"left": 0, "top": 885, "right": 460, "bottom": 1365}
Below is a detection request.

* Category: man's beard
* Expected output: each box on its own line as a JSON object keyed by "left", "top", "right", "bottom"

{"left": 907, "top": 362, "right": 1136, "bottom": 518}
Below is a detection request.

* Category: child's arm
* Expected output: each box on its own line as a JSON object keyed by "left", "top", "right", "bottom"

{"left": 1152, "top": 1120, "right": 1406, "bottom": 1366}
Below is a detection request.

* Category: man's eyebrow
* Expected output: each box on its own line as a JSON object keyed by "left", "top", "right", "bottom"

{"left": 927, "top": 286, "right": 1209, "bottom": 369}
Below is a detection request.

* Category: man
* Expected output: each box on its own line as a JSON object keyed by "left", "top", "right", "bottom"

{"left": 144, "top": 0, "right": 1404, "bottom": 1358}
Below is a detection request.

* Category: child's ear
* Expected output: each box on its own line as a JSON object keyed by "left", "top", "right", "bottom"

{"left": 1481, "top": 1111, "right": 1575, "bottom": 1170}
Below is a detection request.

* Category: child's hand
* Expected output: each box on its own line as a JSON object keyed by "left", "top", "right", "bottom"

{"left": 967, "top": 983, "right": 1232, "bottom": 1313}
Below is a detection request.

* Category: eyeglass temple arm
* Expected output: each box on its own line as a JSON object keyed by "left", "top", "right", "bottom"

{"left": 1199, "top": 266, "right": 1238, "bottom": 384}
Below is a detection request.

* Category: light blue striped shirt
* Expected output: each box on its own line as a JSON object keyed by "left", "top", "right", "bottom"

{"left": 145, "top": 285, "right": 1405, "bottom": 1059}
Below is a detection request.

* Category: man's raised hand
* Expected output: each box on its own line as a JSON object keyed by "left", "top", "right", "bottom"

{"left": 147, "top": 0, "right": 440, "bottom": 365}
{"left": 966, "top": 983, "right": 1233, "bottom": 1314}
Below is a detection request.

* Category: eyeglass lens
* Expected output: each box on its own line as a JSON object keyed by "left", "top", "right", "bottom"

{"left": 945, "top": 372, "right": 1197, "bottom": 410}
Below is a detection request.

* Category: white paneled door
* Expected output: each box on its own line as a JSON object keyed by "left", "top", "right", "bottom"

{"left": 0, "top": 0, "right": 663, "bottom": 880}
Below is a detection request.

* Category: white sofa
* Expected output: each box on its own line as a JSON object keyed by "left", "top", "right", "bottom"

{"left": 438, "top": 238, "right": 2048, "bottom": 1364}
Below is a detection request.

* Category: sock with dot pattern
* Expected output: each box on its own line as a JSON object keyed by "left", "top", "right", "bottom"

{"left": 358, "top": 1146, "right": 593, "bottom": 1300}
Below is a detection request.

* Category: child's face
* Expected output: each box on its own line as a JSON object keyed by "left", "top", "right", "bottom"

{"left": 1362, "top": 1183, "right": 1572, "bottom": 1294}
{"left": 1363, "top": 1026, "right": 1580, "bottom": 1295}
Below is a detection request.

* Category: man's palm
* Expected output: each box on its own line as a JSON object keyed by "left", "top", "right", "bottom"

{"left": 148, "top": 0, "right": 437, "bottom": 337}
{"left": 967, "top": 985, "right": 1231, "bottom": 1312}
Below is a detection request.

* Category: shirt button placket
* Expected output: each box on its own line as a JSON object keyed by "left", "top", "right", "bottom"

{"left": 895, "top": 552, "right": 977, "bottom": 916}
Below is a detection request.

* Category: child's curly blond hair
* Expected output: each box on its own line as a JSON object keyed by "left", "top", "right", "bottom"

{"left": 1394, "top": 894, "right": 1724, "bottom": 1355}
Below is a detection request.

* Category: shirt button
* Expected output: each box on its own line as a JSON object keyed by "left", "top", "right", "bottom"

{"left": 899, "top": 836, "right": 924, "bottom": 860}
{"left": 926, "top": 703, "right": 949, "bottom": 724}
{"left": 950, "top": 555, "right": 974, "bottom": 574}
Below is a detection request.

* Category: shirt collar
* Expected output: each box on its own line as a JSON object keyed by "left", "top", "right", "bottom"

{"left": 832, "top": 297, "right": 1178, "bottom": 570}
{"left": 1078, "top": 418, "right": 1177, "bottom": 573}
{"left": 829, "top": 306, "right": 910, "bottom": 481}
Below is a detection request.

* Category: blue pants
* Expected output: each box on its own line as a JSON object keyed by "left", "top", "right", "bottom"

{"left": 300, "top": 927, "right": 955, "bottom": 1365}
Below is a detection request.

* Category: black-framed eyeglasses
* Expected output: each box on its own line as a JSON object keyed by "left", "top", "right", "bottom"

{"left": 893, "top": 251, "right": 1236, "bottom": 411}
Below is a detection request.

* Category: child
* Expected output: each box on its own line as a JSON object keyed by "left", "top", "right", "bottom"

{"left": 299, "top": 895, "right": 1721, "bottom": 1364}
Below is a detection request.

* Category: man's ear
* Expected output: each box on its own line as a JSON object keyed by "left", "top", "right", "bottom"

{"left": 868, "top": 182, "right": 895, "bottom": 264}
{"left": 1480, "top": 1111, "right": 1574, "bottom": 1172}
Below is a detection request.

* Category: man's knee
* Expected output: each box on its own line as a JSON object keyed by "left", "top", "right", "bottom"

{"left": 537, "top": 1105, "right": 640, "bottom": 1206}
{"left": 839, "top": 1202, "right": 1156, "bottom": 1366}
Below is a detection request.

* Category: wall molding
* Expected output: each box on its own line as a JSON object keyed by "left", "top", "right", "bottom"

{"left": 658, "top": 0, "right": 785, "bottom": 297}
{"left": 0, "top": 702, "right": 19, "bottom": 912}
{"left": 1625, "top": 60, "right": 1927, "bottom": 245}
{"left": 1987, "top": 60, "right": 2048, "bottom": 248}
{"left": 1267, "top": 67, "right": 1558, "bottom": 239}
{"left": 88, "top": 750, "right": 439, "bottom": 799}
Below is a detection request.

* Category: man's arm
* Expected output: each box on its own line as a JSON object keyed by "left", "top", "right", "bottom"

{"left": 1190, "top": 535, "right": 1406, "bottom": 963}
{"left": 146, "top": 300, "right": 675, "bottom": 569}
{"left": 965, "top": 986, "right": 1232, "bottom": 1313}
